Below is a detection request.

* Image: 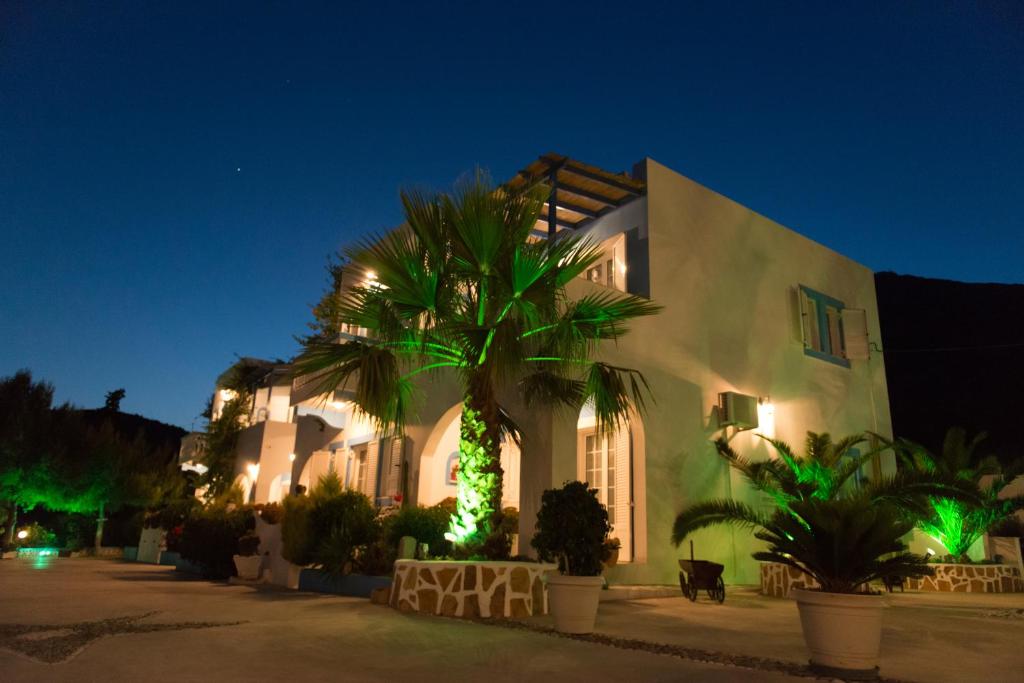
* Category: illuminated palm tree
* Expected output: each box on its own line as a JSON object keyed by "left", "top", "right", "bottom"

{"left": 881, "top": 428, "right": 1024, "bottom": 559}
{"left": 295, "top": 173, "right": 660, "bottom": 553}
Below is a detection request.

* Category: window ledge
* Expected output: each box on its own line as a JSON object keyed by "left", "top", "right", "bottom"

{"left": 803, "top": 347, "right": 850, "bottom": 368}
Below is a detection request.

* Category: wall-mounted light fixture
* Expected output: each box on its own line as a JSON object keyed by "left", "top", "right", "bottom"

{"left": 288, "top": 453, "right": 296, "bottom": 462}
{"left": 246, "top": 463, "right": 260, "bottom": 479}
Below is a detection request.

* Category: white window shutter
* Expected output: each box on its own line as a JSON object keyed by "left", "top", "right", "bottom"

{"left": 612, "top": 428, "right": 632, "bottom": 562}
{"left": 381, "top": 437, "right": 403, "bottom": 500}
{"left": 842, "top": 308, "right": 870, "bottom": 360}
{"left": 363, "top": 440, "right": 379, "bottom": 499}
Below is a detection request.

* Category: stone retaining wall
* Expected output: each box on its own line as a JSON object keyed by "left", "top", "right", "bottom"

{"left": 390, "top": 560, "right": 556, "bottom": 618}
{"left": 907, "top": 563, "right": 1023, "bottom": 593}
{"left": 760, "top": 562, "right": 819, "bottom": 598}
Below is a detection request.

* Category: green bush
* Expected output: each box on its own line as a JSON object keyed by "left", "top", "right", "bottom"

{"left": 384, "top": 503, "right": 451, "bottom": 556}
{"left": 14, "top": 521, "right": 57, "bottom": 548}
{"left": 281, "top": 494, "right": 314, "bottom": 565}
{"left": 280, "top": 473, "right": 381, "bottom": 574}
{"left": 532, "top": 481, "right": 610, "bottom": 576}
{"left": 309, "top": 489, "right": 378, "bottom": 574}
{"left": 177, "top": 506, "right": 254, "bottom": 579}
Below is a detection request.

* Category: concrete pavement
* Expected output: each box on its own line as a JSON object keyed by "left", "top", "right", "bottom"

{"left": 0, "top": 558, "right": 801, "bottom": 683}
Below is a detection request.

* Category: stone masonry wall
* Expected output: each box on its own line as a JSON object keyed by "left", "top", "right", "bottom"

{"left": 390, "top": 560, "right": 556, "bottom": 618}
{"left": 907, "top": 563, "right": 1023, "bottom": 593}
{"left": 760, "top": 562, "right": 820, "bottom": 598}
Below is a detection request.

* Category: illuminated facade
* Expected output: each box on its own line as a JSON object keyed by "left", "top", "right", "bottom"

{"left": 185, "top": 154, "right": 894, "bottom": 585}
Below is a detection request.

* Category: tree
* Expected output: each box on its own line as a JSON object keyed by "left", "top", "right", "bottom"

{"left": 0, "top": 371, "right": 60, "bottom": 544}
{"left": 882, "top": 428, "right": 1024, "bottom": 559}
{"left": 104, "top": 388, "right": 126, "bottom": 412}
{"left": 196, "top": 357, "right": 273, "bottom": 498}
{"left": 199, "top": 396, "right": 247, "bottom": 498}
{"left": 295, "top": 173, "right": 660, "bottom": 553}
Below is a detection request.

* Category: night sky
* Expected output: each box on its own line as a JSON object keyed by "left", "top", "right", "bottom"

{"left": 2, "top": 2, "right": 1021, "bottom": 429}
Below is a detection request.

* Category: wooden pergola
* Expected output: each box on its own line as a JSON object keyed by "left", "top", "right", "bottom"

{"left": 505, "top": 152, "right": 646, "bottom": 238}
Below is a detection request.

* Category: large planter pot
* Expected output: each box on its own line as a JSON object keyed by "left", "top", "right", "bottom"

{"left": 546, "top": 574, "right": 604, "bottom": 634}
{"left": 233, "top": 554, "right": 262, "bottom": 581}
{"left": 792, "top": 588, "right": 885, "bottom": 680}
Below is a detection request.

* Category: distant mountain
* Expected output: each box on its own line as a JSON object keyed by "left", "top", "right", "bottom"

{"left": 875, "top": 272, "right": 1024, "bottom": 465}
{"left": 78, "top": 408, "right": 187, "bottom": 464}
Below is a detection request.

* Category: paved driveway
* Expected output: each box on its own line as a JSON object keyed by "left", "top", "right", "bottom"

{"left": 531, "top": 585, "right": 1024, "bottom": 683}
{"left": 0, "top": 558, "right": 799, "bottom": 683}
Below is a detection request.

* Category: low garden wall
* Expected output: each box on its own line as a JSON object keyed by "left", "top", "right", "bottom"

{"left": 759, "top": 562, "right": 819, "bottom": 598}
{"left": 389, "top": 559, "right": 556, "bottom": 618}
{"left": 907, "top": 563, "right": 1023, "bottom": 593}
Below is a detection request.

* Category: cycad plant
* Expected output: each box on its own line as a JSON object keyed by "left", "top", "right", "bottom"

{"left": 882, "top": 428, "right": 1024, "bottom": 560}
{"left": 295, "top": 174, "right": 659, "bottom": 553}
{"left": 671, "top": 431, "right": 978, "bottom": 591}
{"left": 754, "top": 495, "right": 933, "bottom": 593}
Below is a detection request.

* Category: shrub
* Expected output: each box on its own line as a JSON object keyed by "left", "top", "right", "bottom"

{"left": 532, "top": 481, "right": 610, "bottom": 576}
{"left": 177, "top": 506, "right": 253, "bottom": 579}
{"left": 280, "top": 473, "right": 381, "bottom": 574}
{"left": 384, "top": 503, "right": 451, "bottom": 556}
{"left": 309, "top": 489, "right": 378, "bottom": 574}
{"left": 281, "top": 494, "right": 314, "bottom": 565}
{"left": 14, "top": 522, "right": 57, "bottom": 548}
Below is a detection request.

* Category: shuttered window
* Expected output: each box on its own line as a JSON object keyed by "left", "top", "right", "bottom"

{"left": 798, "top": 285, "right": 862, "bottom": 367}
{"left": 578, "top": 428, "right": 632, "bottom": 561}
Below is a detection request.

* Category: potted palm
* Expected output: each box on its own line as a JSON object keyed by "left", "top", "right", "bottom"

{"left": 672, "top": 431, "right": 977, "bottom": 679}
{"left": 759, "top": 495, "right": 931, "bottom": 679}
{"left": 532, "top": 481, "right": 610, "bottom": 634}
{"left": 232, "top": 531, "right": 262, "bottom": 580}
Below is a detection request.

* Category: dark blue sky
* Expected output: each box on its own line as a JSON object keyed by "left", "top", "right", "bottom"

{"left": 2, "top": 2, "right": 1021, "bottom": 429}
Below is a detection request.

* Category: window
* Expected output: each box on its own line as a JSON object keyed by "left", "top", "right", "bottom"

{"left": 799, "top": 285, "right": 850, "bottom": 367}
{"left": 586, "top": 262, "right": 603, "bottom": 284}
{"left": 352, "top": 445, "right": 368, "bottom": 493}
{"left": 579, "top": 429, "right": 631, "bottom": 561}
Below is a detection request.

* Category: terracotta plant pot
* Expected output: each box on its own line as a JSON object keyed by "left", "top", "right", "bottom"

{"left": 546, "top": 574, "right": 604, "bottom": 634}
{"left": 792, "top": 588, "right": 885, "bottom": 680}
{"left": 603, "top": 547, "right": 620, "bottom": 569}
{"left": 233, "top": 554, "right": 262, "bottom": 581}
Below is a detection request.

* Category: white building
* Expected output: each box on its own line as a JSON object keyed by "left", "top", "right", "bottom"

{"left": 192, "top": 153, "right": 893, "bottom": 586}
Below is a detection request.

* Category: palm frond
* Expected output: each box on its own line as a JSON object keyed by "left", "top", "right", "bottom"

{"left": 583, "top": 362, "right": 652, "bottom": 434}
{"left": 519, "top": 370, "right": 585, "bottom": 411}
{"left": 671, "top": 499, "right": 768, "bottom": 545}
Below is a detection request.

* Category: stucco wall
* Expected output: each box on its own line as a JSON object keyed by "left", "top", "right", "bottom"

{"left": 518, "top": 158, "right": 894, "bottom": 586}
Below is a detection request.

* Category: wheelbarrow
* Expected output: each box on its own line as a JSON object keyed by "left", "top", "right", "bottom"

{"left": 678, "top": 541, "right": 725, "bottom": 603}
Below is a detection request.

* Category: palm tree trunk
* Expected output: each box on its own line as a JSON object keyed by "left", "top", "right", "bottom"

{"left": 451, "top": 378, "right": 504, "bottom": 548}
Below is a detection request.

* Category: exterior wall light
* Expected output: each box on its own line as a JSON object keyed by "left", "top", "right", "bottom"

{"left": 246, "top": 463, "right": 260, "bottom": 479}
{"left": 288, "top": 453, "right": 296, "bottom": 462}
{"left": 17, "top": 529, "right": 28, "bottom": 540}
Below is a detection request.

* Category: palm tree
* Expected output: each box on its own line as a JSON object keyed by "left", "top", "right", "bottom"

{"left": 672, "top": 431, "right": 977, "bottom": 546}
{"left": 881, "top": 428, "right": 1024, "bottom": 559}
{"left": 295, "top": 173, "right": 660, "bottom": 552}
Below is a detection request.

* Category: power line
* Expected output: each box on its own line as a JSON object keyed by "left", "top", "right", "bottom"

{"left": 872, "top": 341, "right": 1024, "bottom": 354}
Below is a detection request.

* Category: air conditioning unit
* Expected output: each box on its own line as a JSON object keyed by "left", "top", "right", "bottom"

{"left": 719, "top": 392, "right": 759, "bottom": 430}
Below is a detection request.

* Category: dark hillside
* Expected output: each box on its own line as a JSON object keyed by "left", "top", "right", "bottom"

{"left": 875, "top": 272, "right": 1024, "bottom": 465}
